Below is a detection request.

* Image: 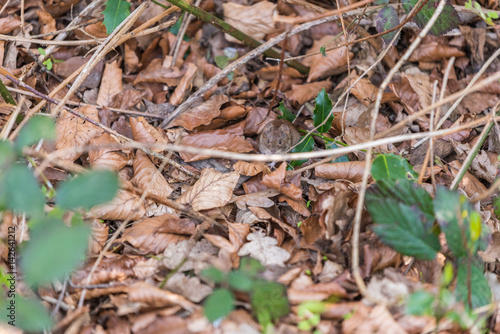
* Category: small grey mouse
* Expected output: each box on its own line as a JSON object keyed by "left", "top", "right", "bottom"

{"left": 258, "top": 119, "right": 301, "bottom": 154}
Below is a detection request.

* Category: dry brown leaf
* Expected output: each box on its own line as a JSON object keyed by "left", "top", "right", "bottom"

{"left": 315, "top": 161, "right": 368, "bottom": 183}
{"left": 286, "top": 81, "right": 333, "bottom": 105}
{"left": 170, "top": 62, "right": 197, "bottom": 105}
{"left": 306, "top": 35, "right": 354, "bottom": 82}
{"left": 288, "top": 280, "right": 347, "bottom": 304}
{"left": 128, "top": 282, "right": 196, "bottom": 311}
{"left": 219, "top": 103, "right": 248, "bottom": 120}
{"left": 471, "top": 150, "right": 499, "bottom": 183}
{"left": 351, "top": 78, "right": 378, "bottom": 106}
{"left": 132, "top": 150, "right": 173, "bottom": 198}
{"left": 119, "top": 214, "right": 194, "bottom": 254}
{"left": 223, "top": 1, "right": 276, "bottom": 43}
{"left": 37, "top": 9, "right": 56, "bottom": 40}
{"left": 408, "top": 42, "right": 466, "bottom": 62}
{"left": 0, "top": 16, "right": 21, "bottom": 34}
{"left": 55, "top": 105, "right": 103, "bottom": 161}
{"left": 342, "top": 304, "right": 408, "bottom": 334}
{"left": 53, "top": 57, "right": 103, "bottom": 89}
{"left": 168, "top": 95, "right": 228, "bottom": 130}
{"left": 132, "top": 258, "right": 158, "bottom": 279}
{"left": 261, "top": 162, "right": 286, "bottom": 191}
{"left": 233, "top": 160, "right": 271, "bottom": 176}
{"left": 402, "top": 72, "right": 433, "bottom": 110}
{"left": 124, "top": 42, "right": 141, "bottom": 74}
{"left": 165, "top": 273, "right": 213, "bottom": 303}
{"left": 177, "top": 168, "right": 239, "bottom": 211}
{"left": 134, "top": 57, "right": 185, "bottom": 86}
{"left": 237, "top": 230, "right": 290, "bottom": 267}
{"left": 88, "top": 219, "right": 108, "bottom": 256}
{"left": 179, "top": 130, "right": 253, "bottom": 162}
{"left": 130, "top": 116, "right": 170, "bottom": 150}
{"left": 97, "top": 60, "right": 123, "bottom": 107}
{"left": 88, "top": 133, "right": 129, "bottom": 171}
{"left": 231, "top": 189, "right": 279, "bottom": 209}
{"left": 72, "top": 254, "right": 142, "bottom": 285}
{"left": 162, "top": 239, "right": 218, "bottom": 272}
{"left": 87, "top": 189, "right": 146, "bottom": 220}
{"left": 448, "top": 160, "right": 487, "bottom": 197}
{"left": 300, "top": 214, "right": 324, "bottom": 245}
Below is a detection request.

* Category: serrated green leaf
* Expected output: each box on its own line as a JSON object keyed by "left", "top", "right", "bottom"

{"left": 290, "top": 135, "right": 315, "bottom": 167}
{"left": 313, "top": 88, "right": 334, "bottom": 133}
{"left": 0, "top": 164, "right": 44, "bottom": 216}
{"left": 456, "top": 259, "right": 491, "bottom": 308}
{"left": 366, "top": 179, "right": 439, "bottom": 260}
{"left": 402, "top": 0, "right": 461, "bottom": 36}
{"left": 204, "top": 288, "right": 235, "bottom": 322}
{"left": 102, "top": 0, "right": 131, "bottom": 34}
{"left": 201, "top": 267, "right": 225, "bottom": 284}
{"left": 371, "top": 153, "right": 418, "bottom": 182}
{"left": 376, "top": 6, "right": 400, "bottom": 45}
{"left": 56, "top": 170, "right": 119, "bottom": 210}
{"left": 228, "top": 270, "right": 253, "bottom": 292}
{"left": 15, "top": 295, "right": 53, "bottom": 331}
{"left": 251, "top": 280, "right": 289, "bottom": 327}
{"left": 278, "top": 102, "right": 295, "bottom": 122}
{"left": 20, "top": 217, "right": 90, "bottom": 286}
{"left": 15, "top": 116, "right": 56, "bottom": 152}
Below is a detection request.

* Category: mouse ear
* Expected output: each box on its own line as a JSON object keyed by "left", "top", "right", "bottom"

{"left": 279, "top": 124, "right": 289, "bottom": 132}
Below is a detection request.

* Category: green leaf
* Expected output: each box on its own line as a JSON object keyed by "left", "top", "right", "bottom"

{"left": 201, "top": 267, "right": 225, "bottom": 284}
{"left": 228, "top": 270, "right": 253, "bottom": 292}
{"left": 402, "top": 0, "right": 461, "bottom": 36}
{"left": 37, "top": 47, "right": 46, "bottom": 56}
{"left": 320, "top": 46, "right": 326, "bottom": 57}
{"left": 456, "top": 259, "right": 491, "bottom": 308}
{"left": 326, "top": 142, "right": 349, "bottom": 162}
{"left": 0, "top": 164, "right": 44, "bottom": 216}
{"left": 15, "top": 295, "right": 53, "bottom": 331}
{"left": 290, "top": 135, "right": 315, "bottom": 168}
{"left": 375, "top": 0, "right": 390, "bottom": 4}
{"left": 405, "top": 290, "right": 435, "bottom": 316}
{"left": 371, "top": 153, "right": 417, "bottom": 182}
{"left": 56, "top": 170, "right": 119, "bottom": 210}
{"left": 366, "top": 179, "right": 440, "bottom": 260}
{"left": 102, "top": 0, "right": 131, "bottom": 34}
{"left": 15, "top": 116, "right": 56, "bottom": 152}
{"left": 239, "top": 257, "right": 265, "bottom": 277}
{"left": 0, "top": 78, "right": 15, "bottom": 105}
{"left": 214, "top": 55, "right": 230, "bottom": 69}
{"left": 278, "top": 102, "right": 295, "bottom": 122}
{"left": 251, "top": 280, "right": 289, "bottom": 327}
{"left": 204, "top": 288, "right": 235, "bottom": 322}
{"left": 0, "top": 140, "right": 16, "bottom": 167}
{"left": 20, "top": 217, "right": 90, "bottom": 286}
{"left": 312, "top": 88, "right": 334, "bottom": 133}
{"left": 376, "top": 6, "right": 400, "bottom": 45}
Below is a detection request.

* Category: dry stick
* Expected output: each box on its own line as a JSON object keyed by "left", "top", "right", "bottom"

{"left": 0, "top": 34, "right": 102, "bottom": 45}
{"left": 0, "top": 97, "right": 24, "bottom": 139}
{"left": 30, "top": 18, "right": 101, "bottom": 38}
{"left": 170, "top": 0, "right": 201, "bottom": 66}
{"left": 352, "top": 0, "right": 448, "bottom": 297}
{"left": 50, "top": 2, "right": 148, "bottom": 118}
{"left": 160, "top": 12, "right": 358, "bottom": 128}
{"left": 417, "top": 81, "right": 438, "bottom": 185}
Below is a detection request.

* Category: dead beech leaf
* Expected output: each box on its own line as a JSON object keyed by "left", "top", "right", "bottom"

{"left": 168, "top": 95, "right": 228, "bottom": 130}
{"left": 87, "top": 189, "right": 146, "bottom": 221}
{"left": 88, "top": 219, "right": 108, "bottom": 256}
{"left": 351, "top": 78, "right": 378, "bottom": 106}
{"left": 402, "top": 72, "right": 433, "bottom": 109}
{"left": 132, "top": 150, "right": 173, "bottom": 198}
{"left": 286, "top": 81, "right": 333, "bottom": 105}
{"left": 306, "top": 36, "right": 354, "bottom": 82}
{"left": 37, "top": 9, "right": 56, "bottom": 40}
{"left": 179, "top": 130, "right": 253, "bottom": 162}
{"left": 447, "top": 160, "right": 487, "bottom": 197}
{"left": 170, "top": 62, "right": 197, "bottom": 105}
{"left": 300, "top": 214, "right": 324, "bottom": 245}
{"left": 471, "top": 150, "right": 499, "bottom": 183}
{"left": 479, "top": 231, "right": 500, "bottom": 263}
{"left": 0, "top": 16, "right": 21, "bottom": 34}
{"left": 408, "top": 42, "right": 465, "bottom": 62}
{"left": 132, "top": 258, "right": 158, "bottom": 279}
{"left": 128, "top": 282, "right": 196, "bottom": 311}
{"left": 53, "top": 57, "right": 103, "bottom": 89}
{"left": 134, "top": 57, "right": 185, "bottom": 86}
{"left": 119, "top": 214, "right": 194, "bottom": 254}
{"left": 97, "top": 60, "right": 123, "bottom": 107}
{"left": 130, "top": 116, "right": 169, "bottom": 150}
{"left": 165, "top": 273, "right": 212, "bottom": 303}
{"left": 288, "top": 281, "right": 348, "bottom": 304}
{"left": 261, "top": 163, "right": 302, "bottom": 200}
{"left": 231, "top": 189, "right": 279, "bottom": 210}
{"left": 237, "top": 230, "right": 291, "bottom": 267}
{"left": 88, "top": 133, "right": 129, "bottom": 171}
{"left": 233, "top": 160, "right": 271, "bottom": 176}
{"left": 55, "top": 106, "right": 103, "bottom": 161}
{"left": 177, "top": 168, "right": 239, "bottom": 211}
{"left": 124, "top": 42, "right": 141, "bottom": 74}
{"left": 72, "top": 254, "right": 142, "bottom": 285}
{"left": 162, "top": 239, "right": 218, "bottom": 272}
{"left": 315, "top": 161, "right": 368, "bottom": 183}
{"left": 223, "top": 1, "right": 276, "bottom": 43}
{"left": 342, "top": 304, "right": 408, "bottom": 334}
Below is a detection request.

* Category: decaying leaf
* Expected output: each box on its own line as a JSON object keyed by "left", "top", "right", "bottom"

{"left": 223, "top": 1, "right": 276, "bottom": 43}
{"left": 87, "top": 189, "right": 146, "bottom": 220}
{"left": 233, "top": 160, "right": 271, "bottom": 176}
{"left": 97, "top": 60, "right": 123, "bottom": 107}
{"left": 132, "top": 150, "right": 173, "bottom": 198}
{"left": 237, "top": 230, "right": 291, "bottom": 267}
{"left": 168, "top": 95, "right": 229, "bottom": 130}
{"left": 88, "top": 133, "right": 129, "bottom": 171}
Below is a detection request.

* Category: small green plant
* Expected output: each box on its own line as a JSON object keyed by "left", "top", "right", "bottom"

{"left": 0, "top": 116, "right": 119, "bottom": 331}
{"left": 297, "top": 301, "right": 326, "bottom": 332}
{"left": 465, "top": 0, "right": 498, "bottom": 26}
{"left": 37, "top": 48, "right": 63, "bottom": 71}
{"left": 201, "top": 258, "right": 289, "bottom": 332}
{"left": 366, "top": 154, "right": 491, "bottom": 320}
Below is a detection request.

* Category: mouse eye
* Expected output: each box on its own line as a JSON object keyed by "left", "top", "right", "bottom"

{"left": 278, "top": 139, "right": 282, "bottom": 145}
{"left": 267, "top": 139, "right": 270, "bottom": 144}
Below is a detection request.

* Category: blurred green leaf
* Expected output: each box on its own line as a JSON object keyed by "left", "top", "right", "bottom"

{"left": 405, "top": 290, "right": 435, "bottom": 316}
{"left": 402, "top": 0, "right": 461, "bottom": 36}
{"left": 15, "top": 295, "right": 53, "bottom": 331}
{"left": 376, "top": 5, "right": 400, "bottom": 45}
{"left": 20, "top": 217, "right": 90, "bottom": 286}
{"left": 204, "top": 288, "right": 235, "bottom": 322}
{"left": 456, "top": 259, "right": 491, "bottom": 308}
{"left": 228, "top": 270, "right": 253, "bottom": 292}
{"left": 251, "top": 280, "right": 289, "bottom": 327}
{"left": 0, "top": 140, "right": 15, "bottom": 167}
{"left": 56, "top": 170, "right": 119, "bottom": 210}
{"left": 201, "top": 267, "right": 225, "bottom": 284}
{"left": 312, "top": 88, "right": 334, "bottom": 133}
{"left": 15, "top": 116, "right": 56, "bottom": 152}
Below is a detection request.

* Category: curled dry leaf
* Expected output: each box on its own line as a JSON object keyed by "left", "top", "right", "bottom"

{"left": 72, "top": 254, "right": 142, "bottom": 285}
{"left": 168, "top": 94, "right": 229, "bottom": 130}
{"left": 306, "top": 35, "right": 354, "bottom": 82}
{"left": 351, "top": 78, "right": 378, "bottom": 106}
{"left": 286, "top": 81, "right": 333, "bottom": 105}
{"left": 177, "top": 168, "right": 239, "bottom": 211}
{"left": 179, "top": 130, "right": 253, "bottom": 162}
{"left": 37, "top": 9, "right": 56, "bottom": 40}
{"left": 128, "top": 282, "right": 196, "bottom": 311}
{"left": 223, "top": 1, "right": 276, "bottom": 43}
{"left": 471, "top": 150, "right": 499, "bottom": 183}
{"left": 0, "top": 16, "right": 21, "bottom": 34}
{"left": 97, "top": 60, "right": 123, "bottom": 107}
{"left": 300, "top": 214, "right": 324, "bottom": 245}
{"left": 88, "top": 133, "right": 129, "bottom": 171}
{"left": 55, "top": 105, "right": 103, "bottom": 161}
{"left": 231, "top": 189, "right": 279, "bottom": 210}
{"left": 447, "top": 160, "right": 487, "bottom": 197}
{"left": 53, "top": 57, "right": 103, "bottom": 89}
{"left": 315, "top": 161, "right": 369, "bottom": 183}
{"left": 132, "top": 150, "right": 173, "bottom": 198}
{"left": 165, "top": 273, "right": 213, "bottom": 303}
{"left": 119, "top": 214, "right": 193, "bottom": 254}
{"left": 262, "top": 163, "right": 302, "bottom": 200}
{"left": 237, "top": 230, "right": 291, "bottom": 267}
{"left": 233, "top": 160, "right": 271, "bottom": 176}
{"left": 130, "top": 117, "right": 169, "bottom": 151}
{"left": 86, "top": 189, "right": 146, "bottom": 221}
{"left": 134, "top": 57, "right": 185, "bottom": 86}
{"left": 170, "top": 62, "right": 197, "bottom": 105}
{"left": 288, "top": 280, "right": 348, "bottom": 304}
{"left": 342, "top": 304, "right": 408, "bottom": 334}
{"left": 88, "top": 219, "right": 108, "bottom": 256}
{"left": 124, "top": 42, "right": 141, "bottom": 74}
{"left": 162, "top": 239, "right": 218, "bottom": 272}
{"left": 408, "top": 42, "right": 466, "bottom": 62}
